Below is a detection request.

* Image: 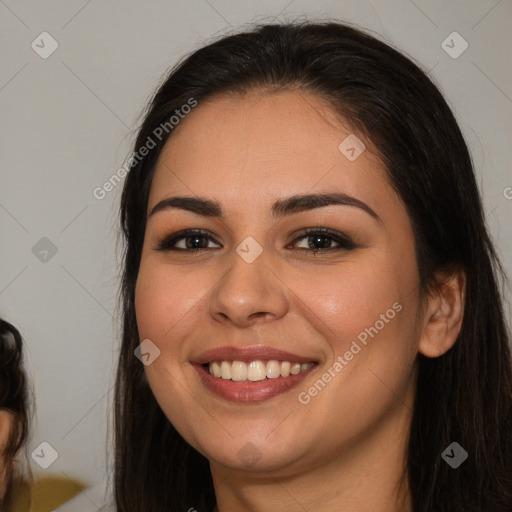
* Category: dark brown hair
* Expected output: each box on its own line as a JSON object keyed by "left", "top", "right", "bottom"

{"left": 114, "top": 21, "right": 512, "bottom": 511}
{"left": 0, "top": 319, "right": 30, "bottom": 509}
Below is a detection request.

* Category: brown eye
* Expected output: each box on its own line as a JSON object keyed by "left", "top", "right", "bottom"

{"left": 155, "top": 230, "right": 221, "bottom": 251}
{"left": 153, "top": 227, "right": 357, "bottom": 254}
{"left": 289, "top": 228, "right": 357, "bottom": 254}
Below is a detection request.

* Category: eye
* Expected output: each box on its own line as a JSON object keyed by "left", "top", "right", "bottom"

{"left": 154, "top": 229, "right": 220, "bottom": 251}
{"left": 154, "top": 227, "right": 357, "bottom": 254}
{"left": 288, "top": 228, "right": 358, "bottom": 254}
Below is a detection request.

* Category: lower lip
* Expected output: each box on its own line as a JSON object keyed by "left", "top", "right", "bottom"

{"left": 193, "top": 364, "right": 317, "bottom": 403}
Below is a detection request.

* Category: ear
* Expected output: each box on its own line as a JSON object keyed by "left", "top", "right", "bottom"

{"left": 418, "top": 267, "right": 466, "bottom": 358}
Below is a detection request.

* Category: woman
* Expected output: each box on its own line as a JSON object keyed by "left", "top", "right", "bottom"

{"left": 114, "top": 21, "right": 512, "bottom": 511}
{"left": 0, "top": 320, "right": 87, "bottom": 511}
{"left": 0, "top": 319, "right": 30, "bottom": 510}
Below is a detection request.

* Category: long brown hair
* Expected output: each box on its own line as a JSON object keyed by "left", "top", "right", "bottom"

{"left": 114, "top": 21, "right": 512, "bottom": 511}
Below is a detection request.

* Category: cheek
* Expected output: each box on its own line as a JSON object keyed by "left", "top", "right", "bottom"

{"left": 293, "top": 264, "right": 419, "bottom": 433}
{"left": 134, "top": 261, "right": 211, "bottom": 442}
{"left": 134, "top": 258, "right": 208, "bottom": 345}
{"left": 0, "top": 413, "right": 13, "bottom": 490}
{"left": 294, "top": 259, "right": 404, "bottom": 345}
{"left": 293, "top": 253, "right": 419, "bottom": 395}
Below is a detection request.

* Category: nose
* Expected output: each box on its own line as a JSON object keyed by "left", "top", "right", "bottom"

{"left": 208, "top": 247, "right": 289, "bottom": 328}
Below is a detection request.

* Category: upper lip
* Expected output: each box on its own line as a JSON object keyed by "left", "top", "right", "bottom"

{"left": 191, "top": 345, "right": 318, "bottom": 365}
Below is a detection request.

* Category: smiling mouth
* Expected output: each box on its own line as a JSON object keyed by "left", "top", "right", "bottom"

{"left": 203, "top": 360, "right": 317, "bottom": 382}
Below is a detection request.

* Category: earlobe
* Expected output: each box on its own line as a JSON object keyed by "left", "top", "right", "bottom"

{"left": 418, "top": 268, "right": 466, "bottom": 358}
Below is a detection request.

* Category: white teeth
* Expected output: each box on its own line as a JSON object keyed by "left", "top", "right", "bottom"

{"left": 301, "top": 363, "right": 314, "bottom": 372}
{"left": 220, "top": 361, "right": 231, "bottom": 380}
{"left": 290, "top": 363, "right": 301, "bottom": 375}
{"left": 207, "top": 359, "right": 315, "bottom": 381}
{"left": 231, "top": 360, "right": 248, "bottom": 382}
{"left": 280, "top": 361, "right": 291, "bottom": 377}
{"left": 211, "top": 361, "right": 221, "bottom": 378}
{"left": 266, "top": 360, "right": 280, "bottom": 379}
{"left": 247, "top": 361, "right": 266, "bottom": 381}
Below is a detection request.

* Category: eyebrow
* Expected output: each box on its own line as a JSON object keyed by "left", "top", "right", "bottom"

{"left": 149, "top": 193, "right": 381, "bottom": 224}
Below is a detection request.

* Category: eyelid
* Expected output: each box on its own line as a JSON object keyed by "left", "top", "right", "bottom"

{"left": 287, "top": 227, "right": 357, "bottom": 251}
{"left": 153, "top": 229, "right": 220, "bottom": 251}
{"left": 153, "top": 227, "right": 358, "bottom": 253}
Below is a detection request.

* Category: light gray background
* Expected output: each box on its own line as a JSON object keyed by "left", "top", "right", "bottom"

{"left": 1, "top": 0, "right": 511, "bottom": 508}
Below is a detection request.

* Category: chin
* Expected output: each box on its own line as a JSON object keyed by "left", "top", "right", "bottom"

{"left": 191, "top": 429, "right": 308, "bottom": 474}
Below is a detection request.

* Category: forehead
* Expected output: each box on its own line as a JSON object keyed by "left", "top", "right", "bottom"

{"left": 149, "top": 90, "right": 397, "bottom": 218}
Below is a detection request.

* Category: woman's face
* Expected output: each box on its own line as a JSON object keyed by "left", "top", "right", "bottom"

{"left": 135, "top": 90, "right": 425, "bottom": 474}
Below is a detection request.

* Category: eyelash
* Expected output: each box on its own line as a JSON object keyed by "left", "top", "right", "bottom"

{"left": 154, "top": 228, "right": 358, "bottom": 255}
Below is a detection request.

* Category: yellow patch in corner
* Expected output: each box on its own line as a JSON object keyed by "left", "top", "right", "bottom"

{"left": 7, "top": 473, "right": 87, "bottom": 512}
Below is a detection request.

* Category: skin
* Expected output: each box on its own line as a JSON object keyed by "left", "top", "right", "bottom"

{"left": 0, "top": 410, "right": 14, "bottom": 502}
{"left": 135, "top": 90, "right": 465, "bottom": 512}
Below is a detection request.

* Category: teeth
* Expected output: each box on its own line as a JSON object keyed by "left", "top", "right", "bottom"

{"left": 211, "top": 361, "right": 221, "bottom": 378}
{"left": 231, "top": 360, "right": 248, "bottom": 382}
{"left": 290, "top": 363, "right": 301, "bottom": 375}
{"left": 220, "top": 361, "right": 231, "bottom": 380}
{"left": 207, "top": 360, "right": 314, "bottom": 381}
{"left": 266, "top": 360, "right": 280, "bottom": 379}
{"left": 247, "top": 361, "right": 266, "bottom": 381}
